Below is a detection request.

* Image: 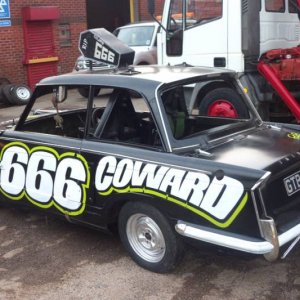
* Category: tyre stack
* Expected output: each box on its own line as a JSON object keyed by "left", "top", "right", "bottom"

{"left": 0, "top": 78, "right": 32, "bottom": 106}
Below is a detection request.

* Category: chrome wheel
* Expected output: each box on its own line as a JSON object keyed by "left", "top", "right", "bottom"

{"left": 126, "top": 213, "right": 166, "bottom": 263}
{"left": 16, "top": 86, "right": 31, "bottom": 100}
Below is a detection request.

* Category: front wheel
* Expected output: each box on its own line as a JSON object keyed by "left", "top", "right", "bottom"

{"left": 118, "top": 202, "right": 184, "bottom": 273}
{"left": 199, "top": 88, "right": 249, "bottom": 118}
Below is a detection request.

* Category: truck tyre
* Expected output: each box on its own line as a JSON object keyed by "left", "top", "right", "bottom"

{"left": 78, "top": 87, "right": 100, "bottom": 98}
{"left": 3, "top": 84, "right": 32, "bottom": 105}
{"left": 118, "top": 202, "right": 184, "bottom": 273}
{"left": 199, "top": 88, "right": 249, "bottom": 118}
{"left": 0, "top": 86, "right": 9, "bottom": 104}
{"left": 0, "top": 78, "right": 10, "bottom": 85}
{"left": 0, "top": 78, "right": 11, "bottom": 104}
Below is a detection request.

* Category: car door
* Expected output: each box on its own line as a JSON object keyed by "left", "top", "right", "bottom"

{"left": 80, "top": 87, "right": 165, "bottom": 228}
{"left": 0, "top": 85, "right": 91, "bottom": 221}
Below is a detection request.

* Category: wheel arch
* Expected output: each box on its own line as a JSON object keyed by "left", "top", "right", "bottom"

{"left": 105, "top": 196, "right": 176, "bottom": 232}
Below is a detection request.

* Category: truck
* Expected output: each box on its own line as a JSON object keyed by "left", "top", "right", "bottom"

{"left": 148, "top": 0, "right": 300, "bottom": 122}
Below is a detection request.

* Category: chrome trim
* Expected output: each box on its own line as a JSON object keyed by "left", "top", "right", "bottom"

{"left": 260, "top": 219, "right": 279, "bottom": 261}
{"left": 278, "top": 223, "right": 300, "bottom": 247}
{"left": 1, "top": 137, "right": 80, "bottom": 151}
{"left": 195, "top": 149, "right": 213, "bottom": 158}
{"left": 251, "top": 171, "right": 271, "bottom": 236}
{"left": 282, "top": 235, "right": 300, "bottom": 259}
{"left": 175, "top": 221, "right": 274, "bottom": 254}
{"left": 175, "top": 220, "right": 300, "bottom": 259}
{"left": 251, "top": 171, "right": 271, "bottom": 191}
{"left": 154, "top": 84, "right": 172, "bottom": 152}
{"left": 173, "top": 144, "right": 199, "bottom": 151}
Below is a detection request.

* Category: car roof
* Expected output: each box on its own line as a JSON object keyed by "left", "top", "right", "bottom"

{"left": 38, "top": 65, "right": 236, "bottom": 93}
{"left": 116, "top": 21, "right": 159, "bottom": 30}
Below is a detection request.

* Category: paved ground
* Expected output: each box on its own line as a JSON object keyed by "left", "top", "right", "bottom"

{"left": 1, "top": 206, "right": 300, "bottom": 300}
{"left": 1, "top": 96, "right": 300, "bottom": 300}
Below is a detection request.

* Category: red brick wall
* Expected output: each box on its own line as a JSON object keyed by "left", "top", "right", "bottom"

{"left": 0, "top": 0, "right": 86, "bottom": 86}
{"left": 139, "top": 0, "right": 164, "bottom": 21}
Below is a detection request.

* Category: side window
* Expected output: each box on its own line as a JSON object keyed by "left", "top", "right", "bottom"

{"left": 167, "top": 0, "right": 183, "bottom": 56}
{"left": 185, "top": 0, "right": 223, "bottom": 29}
{"left": 265, "top": 0, "right": 285, "bottom": 12}
{"left": 288, "top": 0, "right": 298, "bottom": 13}
{"left": 88, "top": 86, "right": 111, "bottom": 134}
{"left": 19, "top": 85, "right": 88, "bottom": 139}
{"left": 97, "top": 90, "right": 162, "bottom": 148}
{"left": 167, "top": 0, "right": 183, "bottom": 31}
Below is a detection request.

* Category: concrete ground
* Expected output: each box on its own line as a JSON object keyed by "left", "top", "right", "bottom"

{"left": 1, "top": 206, "right": 300, "bottom": 300}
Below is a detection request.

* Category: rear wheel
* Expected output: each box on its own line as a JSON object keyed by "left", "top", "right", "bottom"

{"left": 199, "top": 88, "right": 249, "bottom": 118}
{"left": 118, "top": 202, "right": 184, "bottom": 273}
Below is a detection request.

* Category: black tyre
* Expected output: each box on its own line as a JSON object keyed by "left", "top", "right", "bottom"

{"left": 118, "top": 202, "right": 184, "bottom": 273}
{"left": 199, "top": 88, "right": 249, "bottom": 118}
{"left": 3, "top": 84, "right": 32, "bottom": 105}
{"left": 78, "top": 87, "right": 100, "bottom": 98}
{"left": 0, "top": 78, "right": 10, "bottom": 85}
{"left": 0, "top": 86, "right": 8, "bottom": 104}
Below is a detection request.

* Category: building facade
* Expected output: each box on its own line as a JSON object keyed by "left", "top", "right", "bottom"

{"left": 0, "top": 0, "right": 164, "bottom": 89}
{"left": 0, "top": 0, "right": 87, "bottom": 88}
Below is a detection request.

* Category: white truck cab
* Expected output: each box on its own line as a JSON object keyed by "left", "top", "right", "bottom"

{"left": 151, "top": 0, "right": 300, "bottom": 121}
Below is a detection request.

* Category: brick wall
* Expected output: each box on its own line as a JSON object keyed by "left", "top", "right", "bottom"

{"left": 0, "top": 0, "right": 86, "bottom": 86}
{"left": 138, "top": 0, "right": 164, "bottom": 21}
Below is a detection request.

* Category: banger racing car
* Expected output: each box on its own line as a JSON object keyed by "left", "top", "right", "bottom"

{"left": 1, "top": 29, "right": 300, "bottom": 273}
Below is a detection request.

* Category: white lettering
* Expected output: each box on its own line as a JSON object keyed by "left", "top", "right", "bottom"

{"left": 183, "top": 172, "right": 210, "bottom": 205}
{"left": 54, "top": 157, "right": 87, "bottom": 210}
{"left": 94, "top": 156, "right": 245, "bottom": 222}
{"left": 26, "top": 151, "right": 56, "bottom": 203}
{"left": 113, "top": 159, "right": 133, "bottom": 188}
{"left": 159, "top": 168, "right": 186, "bottom": 197}
{"left": 0, "top": 143, "right": 89, "bottom": 214}
{"left": 200, "top": 176, "right": 244, "bottom": 220}
{"left": 94, "top": 41, "right": 115, "bottom": 63}
{"left": 95, "top": 156, "right": 117, "bottom": 192}
{"left": 1, "top": 146, "right": 28, "bottom": 195}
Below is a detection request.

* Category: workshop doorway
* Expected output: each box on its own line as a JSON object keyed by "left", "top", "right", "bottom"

{"left": 86, "top": 0, "right": 130, "bottom": 32}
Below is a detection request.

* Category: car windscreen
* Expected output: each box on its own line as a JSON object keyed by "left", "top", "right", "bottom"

{"left": 116, "top": 26, "right": 155, "bottom": 47}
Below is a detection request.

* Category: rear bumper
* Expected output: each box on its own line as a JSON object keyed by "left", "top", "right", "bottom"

{"left": 175, "top": 220, "right": 300, "bottom": 259}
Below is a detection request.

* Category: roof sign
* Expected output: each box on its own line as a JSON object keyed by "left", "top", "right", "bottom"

{"left": 79, "top": 28, "right": 135, "bottom": 68}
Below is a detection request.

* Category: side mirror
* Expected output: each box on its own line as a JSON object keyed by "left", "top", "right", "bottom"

{"left": 53, "top": 86, "right": 67, "bottom": 103}
{"left": 148, "top": 0, "right": 155, "bottom": 16}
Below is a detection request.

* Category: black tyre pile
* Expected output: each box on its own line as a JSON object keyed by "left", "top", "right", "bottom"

{"left": 0, "top": 78, "right": 32, "bottom": 105}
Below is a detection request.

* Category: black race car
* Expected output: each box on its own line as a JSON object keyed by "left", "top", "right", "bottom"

{"left": 1, "top": 29, "right": 300, "bottom": 273}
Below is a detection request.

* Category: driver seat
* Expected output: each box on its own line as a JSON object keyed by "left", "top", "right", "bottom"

{"left": 162, "top": 87, "right": 188, "bottom": 139}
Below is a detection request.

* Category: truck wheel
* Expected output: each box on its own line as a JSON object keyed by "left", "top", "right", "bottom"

{"left": 78, "top": 87, "right": 100, "bottom": 98}
{"left": 118, "top": 202, "right": 184, "bottom": 273}
{"left": 0, "top": 86, "right": 9, "bottom": 104}
{"left": 199, "top": 88, "right": 249, "bottom": 118}
{"left": 3, "top": 84, "right": 32, "bottom": 105}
